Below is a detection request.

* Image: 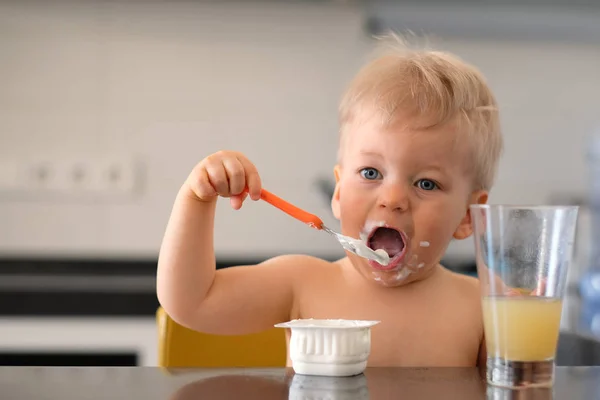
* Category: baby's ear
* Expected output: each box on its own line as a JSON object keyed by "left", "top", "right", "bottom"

{"left": 331, "top": 165, "right": 341, "bottom": 220}
{"left": 453, "top": 191, "right": 488, "bottom": 240}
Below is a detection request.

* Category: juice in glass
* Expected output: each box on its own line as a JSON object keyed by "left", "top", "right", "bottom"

{"left": 482, "top": 296, "right": 563, "bottom": 362}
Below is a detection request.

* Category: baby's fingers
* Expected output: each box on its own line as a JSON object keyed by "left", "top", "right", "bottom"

{"left": 190, "top": 167, "right": 217, "bottom": 201}
{"left": 230, "top": 192, "right": 248, "bottom": 210}
{"left": 206, "top": 162, "right": 230, "bottom": 197}
{"left": 222, "top": 157, "right": 246, "bottom": 196}
{"left": 237, "top": 156, "right": 262, "bottom": 201}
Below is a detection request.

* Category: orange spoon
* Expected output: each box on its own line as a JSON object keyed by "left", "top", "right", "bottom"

{"left": 247, "top": 188, "right": 390, "bottom": 265}
{"left": 258, "top": 189, "right": 324, "bottom": 229}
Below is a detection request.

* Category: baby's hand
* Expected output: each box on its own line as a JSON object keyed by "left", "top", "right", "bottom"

{"left": 185, "top": 151, "right": 262, "bottom": 210}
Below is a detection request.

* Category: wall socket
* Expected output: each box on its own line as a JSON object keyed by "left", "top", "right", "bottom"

{"left": 0, "top": 156, "right": 144, "bottom": 202}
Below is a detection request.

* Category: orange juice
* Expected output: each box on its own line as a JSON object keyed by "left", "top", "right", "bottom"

{"left": 482, "top": 296, "right": 563, "bottom": 362}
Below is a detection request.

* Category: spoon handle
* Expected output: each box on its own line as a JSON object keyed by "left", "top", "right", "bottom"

{"left": 248, "top": 188, "right": 324, "bottom": 229}
{"left": 260, "top": 189, "right": 324, "bottom": 229}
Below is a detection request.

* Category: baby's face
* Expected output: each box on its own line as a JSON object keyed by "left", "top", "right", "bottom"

{"left": 332, "top": 115, "right": 487, "bottom": 287}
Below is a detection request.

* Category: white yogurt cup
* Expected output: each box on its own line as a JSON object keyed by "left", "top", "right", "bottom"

{"left": 274, "top": 319, "right": 380, "bottom": 377}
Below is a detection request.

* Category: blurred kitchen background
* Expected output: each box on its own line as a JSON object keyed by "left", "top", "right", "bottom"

{"left": 1, "top": 0, "right": 600, "bottom": 366}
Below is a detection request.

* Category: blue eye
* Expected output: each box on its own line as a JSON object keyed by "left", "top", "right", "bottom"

{"left": 360, "top": 168, "right": 381, "bottom": 180}
{"left": 416, "top": 179, "right": 438, "bottom": 191}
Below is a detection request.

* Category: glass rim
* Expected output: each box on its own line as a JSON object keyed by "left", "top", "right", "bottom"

{"left": 469, "top": 204, "right": 579, "bottom": 211}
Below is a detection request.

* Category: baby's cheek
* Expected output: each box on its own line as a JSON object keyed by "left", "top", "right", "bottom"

{"left": 340, "top": 194, "right": 365, "bottom": 218}
{"left": 410, "top": 237, "right": 446, "bottom": 268}
{"left": 339, "top": 197, "right": 364, "bottom": 232}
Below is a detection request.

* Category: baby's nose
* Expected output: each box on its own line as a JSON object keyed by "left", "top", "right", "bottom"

{"left": 377, "top": 184, "right": 409, "bottom": 211}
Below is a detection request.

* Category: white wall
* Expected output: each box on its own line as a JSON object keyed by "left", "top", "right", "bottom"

{"left": 1, "top": 1, "right": 598, "bottom": 262}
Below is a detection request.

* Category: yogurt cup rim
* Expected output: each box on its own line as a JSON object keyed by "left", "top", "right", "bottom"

{"left": 274, "top": 318, "right": 380, "bottom": 329}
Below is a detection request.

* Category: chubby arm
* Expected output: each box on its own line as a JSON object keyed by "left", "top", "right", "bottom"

{"left": 156, "top": 189, "right": 219, "bottom": 328}
{"left": 180, "top": 255, "right": 306, "bottom": 335}
{"left": 156, "top": 151, "right": 300, "bottom": 335}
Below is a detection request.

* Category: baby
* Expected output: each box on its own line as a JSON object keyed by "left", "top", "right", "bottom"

{"left": 156, "top": 38, "right": 503, "bottom": 368}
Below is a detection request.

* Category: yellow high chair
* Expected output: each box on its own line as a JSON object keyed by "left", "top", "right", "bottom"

{"left": 156, "top": 307, "right": 287, "bottom": 367}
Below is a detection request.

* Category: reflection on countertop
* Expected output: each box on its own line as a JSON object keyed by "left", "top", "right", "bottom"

{"left": 3, "top": 367, "right": 600, "bottom": 400}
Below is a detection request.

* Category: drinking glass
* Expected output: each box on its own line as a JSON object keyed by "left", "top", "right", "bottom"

{"left": 470, "top": 205, "right": 578, "bottom": 389}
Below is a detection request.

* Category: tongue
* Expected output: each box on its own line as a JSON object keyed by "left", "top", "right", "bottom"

{"left": 369, "top": 228, "right": 405, "bottom": 257}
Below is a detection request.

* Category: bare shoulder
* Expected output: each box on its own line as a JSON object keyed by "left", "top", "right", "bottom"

{"left": 256, "top": 253, "right": 337, "bottom": 273}
{"left": 438, "top": 267, "right": 481, "bottom": 301}
{"left": 246, "top": 253, "right": 341, "bottom": 285}
{"left": 259, "top": 253, "right": 334, "bottom": 267}
{"left": 214, "top": 253, "right": 339, "bottom": 286}
{"left": 451, "top": 270, "right": 480, "bottom": 290}
{"left": 256, "top": 253, "right": 344, "bottom": 287}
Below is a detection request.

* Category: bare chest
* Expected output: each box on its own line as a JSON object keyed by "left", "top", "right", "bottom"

{"left": 292, "top": 281, "right": 482, "bottom": 367}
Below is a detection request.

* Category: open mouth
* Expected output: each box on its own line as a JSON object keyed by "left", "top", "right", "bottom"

{"left": 367, "top": 226, "right": 407, "bottom": 269}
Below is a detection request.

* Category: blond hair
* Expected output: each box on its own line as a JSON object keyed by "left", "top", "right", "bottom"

{"left": 338, "top": 36, "right": 503, "bottom": 191}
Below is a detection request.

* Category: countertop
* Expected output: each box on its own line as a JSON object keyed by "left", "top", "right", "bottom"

{"left": 2, "top": 367, "right": 600, "bottom": 399}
